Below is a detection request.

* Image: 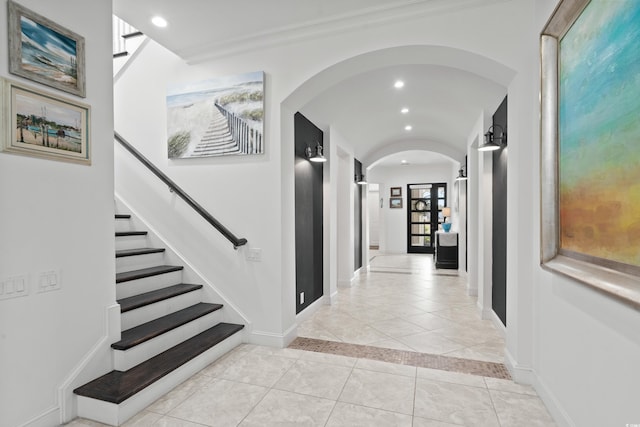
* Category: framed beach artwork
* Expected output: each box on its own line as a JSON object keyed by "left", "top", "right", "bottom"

{"left": 166, "top": 71, "right": 264, "bottom": 159}
{"left": 541, "top": 0, "right": 640, "bottom": 307}
{"left": 8, "top": 0, "right": 86, "bottom": 97}
{"left": 1, "top": 78, "right": 90, "bottom": 165}
{"left": 390, "top": 198, "right": 402, "bottom": 209}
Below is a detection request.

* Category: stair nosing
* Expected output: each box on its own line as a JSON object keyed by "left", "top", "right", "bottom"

{"left": 116, "top": 248, "right": 166, "bottom": 258}
{"left": 74, "top": 323, "right": 244, "bottom": 404}
{"left": 111, "top": 302, "right": 223, "bottom": 350}
{"left": 118, "top": 283, "right": 203, "bottom": 313}
{"left": 116, "top": 265, "right": 183, "bottom": 283}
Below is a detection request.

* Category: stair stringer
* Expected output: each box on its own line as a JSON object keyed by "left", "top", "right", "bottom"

{"left": 114, "top": 195, "right": 252, "bottom": 336}
{"left": 58, "top": 303, "right": 121, "bottom": 425}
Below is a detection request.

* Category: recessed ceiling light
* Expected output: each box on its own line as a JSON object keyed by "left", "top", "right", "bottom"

{"left": 394, "top": 80, "right": 405, "bottom": 89}
{"left": 404, "top": 125, "right": 412, "bottom": 131}
{"left": 401, "top": 160, "right": 409, "bottom": 165}
{"left": 400, "top": 107, "right": 409, "bottom": 114}
{"left": 151, "top": 16, "right": 168, "bottom": 28}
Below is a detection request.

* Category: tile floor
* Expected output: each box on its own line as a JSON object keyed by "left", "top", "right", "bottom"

{"left": 67, "top": 253, "right": 557, "bottom": 427}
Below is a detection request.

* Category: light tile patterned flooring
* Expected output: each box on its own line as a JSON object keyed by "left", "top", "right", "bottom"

{"left": 67, "top": 253, "right": 556, "bottom": 426}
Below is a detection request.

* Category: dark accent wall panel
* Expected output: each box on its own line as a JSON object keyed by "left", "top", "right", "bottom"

{"left": 492, "top": 97, "right": 508, "bottom": 326}
{"left": 294, "top": 113, "right": 324, "bottom": 314}
{"left": 354, "top": 159, "right": 363, "bottom": 270}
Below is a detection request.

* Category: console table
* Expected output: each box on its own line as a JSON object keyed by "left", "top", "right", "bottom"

{"left": 435, "top": 231, "right": 458, "bottom": 269}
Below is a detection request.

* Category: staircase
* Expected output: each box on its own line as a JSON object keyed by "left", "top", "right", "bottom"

{"left": 73, "top": 213, "right": 244, "bottom": 426}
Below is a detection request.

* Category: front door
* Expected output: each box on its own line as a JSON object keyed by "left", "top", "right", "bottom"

{"left": 407, "top": 183, "right": 447, "bottom": 254}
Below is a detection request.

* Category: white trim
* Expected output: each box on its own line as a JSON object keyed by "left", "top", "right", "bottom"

{"left": 18, "top": 406, "right": 59, "bottom": 427}
{"left": 249, "top": 323, "right": 297, "bottom": 348}
{"left": 504, "top": 350, "right": 575, "bottom": 427}
{"left": 296, "top": 295, "right": 327, "bottom": 324}
{"left": 58, "top": 303, "right": 121, "bottom": 424}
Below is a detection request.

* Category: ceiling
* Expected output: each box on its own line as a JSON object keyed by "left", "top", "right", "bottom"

{"left": 114, "top": 0, "right": 507, "bottom": 169}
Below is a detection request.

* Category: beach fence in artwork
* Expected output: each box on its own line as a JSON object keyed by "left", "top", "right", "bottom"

{"left": 189, "top": 103, "right": 263, "bottom": 157}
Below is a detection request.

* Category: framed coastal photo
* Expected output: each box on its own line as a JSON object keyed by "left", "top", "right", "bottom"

{"left": 1, "top": 78, "right": 90, "bottom": 165}
{"left": 8, "top": 0, "right": 86, "bottom": 97}
{"left": 390, "top": 187, "right": 401, "bottom": 197}
{"left": 541, "top": 0, "right": 640, "bottom": 307}
{"left": 389, "top": 198, "right": 402, "bottom": 209}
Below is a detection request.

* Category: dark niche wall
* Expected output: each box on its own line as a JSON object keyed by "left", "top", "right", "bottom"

{"left": 294, "top": 112, "right": 324, "bottom": 314}
{"left": 354, "top": 159, "right": 363, "bottom": 271}
{"left": 492, "top": 96, "right": 508, "bottom": 326}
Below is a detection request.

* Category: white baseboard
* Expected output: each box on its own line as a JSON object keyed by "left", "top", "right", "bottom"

{"left": 18, "top": 406, "right": 59, "bottom": 427}
{"left": 249, "top": 323, "right": 297, "bottom": 348}
{"left": 504, "top": 349, "right": 574, "bottom": 427}
{"left": 296, "top": 296, "right": 326, "bottom": 324}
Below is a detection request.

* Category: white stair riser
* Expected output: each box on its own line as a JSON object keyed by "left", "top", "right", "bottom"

{"left": 115, "top": 235, "right": 148, "bottom": 251}
{"left": 115, "top": 219, "right": 134, "bottom": 233}
{"left": 116, "top": 271, "right": 183, "bottom": 299}
{"left": 120, "top": 289, "right": 202, "bottom": 330}
{"left": 116, "top": 252, "right": 166, "bottom": 274}
{"left": 113, "top": 309, "right": 223, "bottom": 371}
{"left": 78, "top": 332, "right": 243, "bottom": 426}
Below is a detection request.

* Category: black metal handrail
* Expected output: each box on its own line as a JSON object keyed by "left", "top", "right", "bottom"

{"left": 115, "top": 132, "right": 248, "bottom": 249}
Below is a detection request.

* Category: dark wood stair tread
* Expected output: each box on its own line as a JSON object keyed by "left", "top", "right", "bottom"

{"left": 115, "top": 214, "right": 131, "bottom": 219}
{"left": 74, "top": 322, "right": 244, "bottom": 404}
{"left": 118, "top": 284, "right": 203, "bottom": 313}
{"left": 116, "top": 248, "right": 166, "bottom": 258}
{"left": 116, "top": 231, "right": 147, "bottom": 237}
{"left": 112, "top": 302, "right": 222, "bottom": 350}
{"left": 116, "top": 265, "right": 183, "bottom": 283}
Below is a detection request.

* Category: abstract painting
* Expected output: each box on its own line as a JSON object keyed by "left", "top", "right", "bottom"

{"left": 558, "top": 0, "right": 640, "bottom": 268}
{"left": 166, "top": 71, "right": 264, "bottom": 159}
{"left": 8, "top": 0, "right": 86, "bottom": 97}
{"left": 2, "top": 78, "right": 90, "bottom": 165}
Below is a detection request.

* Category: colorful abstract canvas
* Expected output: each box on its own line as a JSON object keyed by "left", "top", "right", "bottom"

{"left": 559, "top": 0, "right": 640, "bottom": 267}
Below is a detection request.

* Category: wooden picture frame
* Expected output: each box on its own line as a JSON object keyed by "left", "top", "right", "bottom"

{"left": 389, "top": 198, "right": 402, "bottom": 209}
{"left": 390, "top": 187, "right": 402, "bottom": 197}
{"left": 8, "top": 0, "right": 86, "bottom": 97}
{"left": 2, "top": 78, "right": 91, "bottom": 165}
{"left": 540, "top": 0, "right": 640, "bottom": 308}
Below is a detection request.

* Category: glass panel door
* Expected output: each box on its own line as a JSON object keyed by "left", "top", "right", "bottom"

{"left": 407, "top": 183, "right": 446, "bottom": 253}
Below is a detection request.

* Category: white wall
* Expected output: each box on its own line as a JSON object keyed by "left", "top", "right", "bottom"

{"left": 368, "top": 184, "right": 380, "bottom": 247}
{"left": 368, "top": 163, "right": 454, "bottom": 254}
{"left": 0, "top": 1, "right": 114, "bottom": 426}
{"left": 519, "top": 1, "right": 640, "bottom": 425}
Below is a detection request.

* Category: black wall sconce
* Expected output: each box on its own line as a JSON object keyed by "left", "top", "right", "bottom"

{"left": 355, "top": 173, "right": 367, "bottom": 185}
{"left": 305, "top": 143, "right": 327, "bottom": 162}
{"left": 478, "top": 124, "right": 507, "bottom": 151}
{"left": 455, "top": 167, "right": 468, "bottom": 181}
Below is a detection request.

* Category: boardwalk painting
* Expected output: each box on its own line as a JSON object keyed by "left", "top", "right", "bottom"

{"left": 166, "top": 71, "right": 264, "bottom": 158}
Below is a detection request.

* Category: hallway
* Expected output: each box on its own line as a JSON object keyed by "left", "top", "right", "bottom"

{"left": 298, "top": 253, "right": 504, "bottom": 363}
{"left": 68, "top": 254, "right": 556, "bottom": 426}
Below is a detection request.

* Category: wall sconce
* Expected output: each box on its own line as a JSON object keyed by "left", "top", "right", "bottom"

{"left": 355, "top": 173, "right": 367, "bottom": 185}
{"left": 455, "top": 168, "right": 468, "bottom": 181}
{"left": 478, "top": 124, "right": 507, "bottom": 151}
{"left": 305, "top": 143, "right": 327, "bottom": 162}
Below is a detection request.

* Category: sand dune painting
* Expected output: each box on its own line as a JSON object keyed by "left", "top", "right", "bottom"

{"left": 559, "top": 0, "right": 640, "bottom": 267}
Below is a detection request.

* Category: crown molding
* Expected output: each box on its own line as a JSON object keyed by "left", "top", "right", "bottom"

{"left": 180, "top": 0, "right": 511, "bottom": 64}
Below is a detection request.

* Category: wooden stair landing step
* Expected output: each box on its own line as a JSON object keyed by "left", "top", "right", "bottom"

{"left": 116, "top": 265, "right": 183, "bottom": 283}
{"left": 74, "top": 323, "right": 244, "bottom": 404}
{"left": 112, "top": 302, "right": 222, "bottom": 350}
{"left": 118, "top": 283, "right": 203, "bottom": 313}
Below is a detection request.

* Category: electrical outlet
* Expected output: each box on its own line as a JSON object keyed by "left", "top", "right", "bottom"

{"left": 246, "top": 248, "right": 262, "bottom": 262}
{"left": 300, "top": 292, "right": 305, "bottom": 304}
{"left": 37, "top": 270, "right": 61, "bottom": 293}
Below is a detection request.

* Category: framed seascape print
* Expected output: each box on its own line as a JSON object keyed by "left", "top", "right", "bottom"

{"left": 390, "top": 198, "right": 402, "bottom": 209}
{"left": 390, "top": 187, "right": 402, "bottom": 197}
{"left": 166, "top": 71, "right": 264, "bottom": 159}
{"left": 1, "top": 78, "right": 90, "bottom": 165}
{"left": 540, "top": 0, "right": 640, "bottom": 307}
{"left": 8, "top": 0, "right": 86, "bottom": 97}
